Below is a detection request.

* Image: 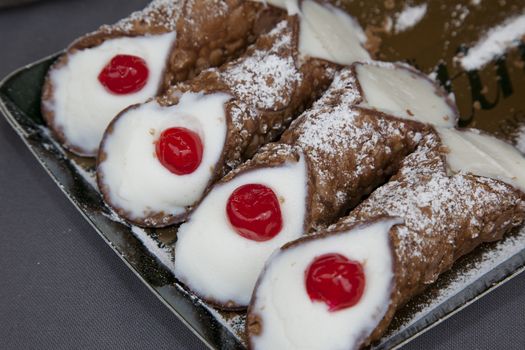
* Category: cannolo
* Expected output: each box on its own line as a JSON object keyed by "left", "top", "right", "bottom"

{"left": 97, "top": 1, "right": 371, "bottom": 227}
{"left": 247, "top": 129, "right": 525, "bottom": 350}
{"left": 42, "top": 0, "right": 283, "bottom": 157}
{"left": 172, "top": 63, "right": 458, "bottom": 309}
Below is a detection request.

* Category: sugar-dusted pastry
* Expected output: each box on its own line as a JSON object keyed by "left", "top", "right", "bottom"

{"left": 247, "top": 129, "right": 525, "bottom": 350}
{"left": 42, "top": 0, "right": 282, "bottom": 156}
{"left": 172, "top": 62, "right": 457, "bottom": 309}
{"left": 97, "top": 1, "right": 371, "bottom": 227}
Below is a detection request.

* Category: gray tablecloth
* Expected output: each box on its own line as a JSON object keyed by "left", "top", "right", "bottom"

{"left": 0, "top": 1, "right": 523, "bottom": 349}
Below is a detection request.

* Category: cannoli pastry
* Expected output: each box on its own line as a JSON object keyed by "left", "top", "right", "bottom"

{"left": 172, "top": 63, "right": 458, "bottom": 309}
{"left": 97, "top": 1, "right": 371, "bottom": 227}
{"left": 247, "top": 129, "right": 525, "bottom": 350}
{"left": 42, "top": 0, "right": 281, "bottom": 156}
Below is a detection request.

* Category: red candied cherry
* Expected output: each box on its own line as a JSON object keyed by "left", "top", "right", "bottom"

{"left": 305, "top": 253, "right": 366, "bottom": 312}
{"left": 98, "top": 54, "right": 149, "bottom": 94}
{"left": 226, "top": 184, "right": 283, "bottom": 242}
{"left": 156, "top": 127, "right": 204, "bottom": 175}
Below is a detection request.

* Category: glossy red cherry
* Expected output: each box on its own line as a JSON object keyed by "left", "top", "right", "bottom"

{"left": 98, "top": 54, "right": 149, "bottom": 94}
{"left": 226, "top": 184, "right": 283, "bottom": 242}
{"left": 155, "top": 127, "right": 203, "bottom": 175}
{"left": 305, "top": 253, "right": 366, "bottom": 312}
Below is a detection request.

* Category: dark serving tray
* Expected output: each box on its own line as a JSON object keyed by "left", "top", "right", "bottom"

{"left": 1, "top": 1, "right": 525, "bottom": 349}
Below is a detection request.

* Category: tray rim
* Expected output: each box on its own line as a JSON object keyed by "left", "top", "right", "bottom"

{"left": 1, "top": 54, "right": 525, "bottom": 350}
{"left": 0, "top": 53, "right": 219, "bottom": 350}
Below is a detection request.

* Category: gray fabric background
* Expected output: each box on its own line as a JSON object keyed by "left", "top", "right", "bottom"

{"left": 0, "top": 1, "right": 523, "bottom": 349}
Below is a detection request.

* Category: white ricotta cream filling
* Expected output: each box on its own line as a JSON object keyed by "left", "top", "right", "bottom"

{"left": 298, "top": 0, "right": 370, "bottom": 66}
{"left": 438, "top": 127, "right": 525, "bottom": 192}
{"left": 250, "top": 218, "right": 399, "bottom": 350}
{"left": 356, "top": 63, "right": 457, "bottom": 128}
{"left": 173, "top": 156, "right": 308, "bottom": 306}
{"left": 98, "top": 92, "right": 230, "bottom": 222}
{"left": 48, "top": 32, "right": 176, "bottom": 156}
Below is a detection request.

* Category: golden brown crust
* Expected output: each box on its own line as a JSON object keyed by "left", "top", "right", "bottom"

{"left": 162, "top": 0, "right": 284, "bottom": 91}
{"left": 286, "top": 107, "right": 428, "bottom": 231}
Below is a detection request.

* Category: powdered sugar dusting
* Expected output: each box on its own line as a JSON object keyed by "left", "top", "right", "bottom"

{"left": 290, "top": 67, "right": 418, "bottom": 190}
{"left": 346, "top": 133, "right": 524, "bottom": 268}
{"left": 173, "top": 283, "right": 247, "bottom": 338}
{"left": 291, "top": 67, "right": 362, "bottom": 150}
{"left": 222, "top": 21, "right": 301, "bottom": 112}
{"left": 394, "top": 4, "right": 428, "bottom": 33}
{"left": 131, "top": 225, "right": 175, "bottom": 269}
{"left": 312, "top": 67, "right": 362, "bottom": 108}
{"left": 288, "top": 68, "right": 363, "bottom": 186}
{"left": 215, "top": 18, "right": 316, "bottom": 171}
{"left": 102, "top": 0, "right": 184, "bottom": 33}
{"left": 200, "top": 304, "right": 247, "bottom": 337}
{"left": 295, "top": 106, "right": 360, "bottom": 182}
{"left": 184, "top": 0, "right": 230, "bottom": 22}
{"left": 69, "top": 161, "right": 98, "bottom": 189}
{"left": 459, "top": 13, "right": 525, "bottom": 70}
